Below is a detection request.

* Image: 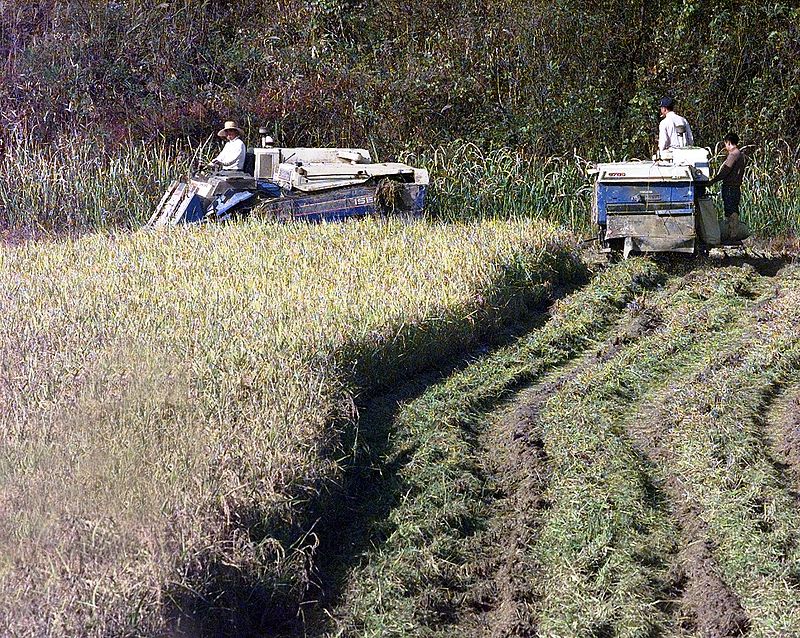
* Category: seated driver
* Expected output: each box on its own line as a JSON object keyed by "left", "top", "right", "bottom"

{"left": 209, "top": 121, "right": 246, "bottom": 171}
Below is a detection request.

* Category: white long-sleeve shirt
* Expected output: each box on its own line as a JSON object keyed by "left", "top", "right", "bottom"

{"left": 212, "top": 138, "right": 247, "bottom": 170}
{"left": 659, "top": 111, "right": 694, "bottom": 150}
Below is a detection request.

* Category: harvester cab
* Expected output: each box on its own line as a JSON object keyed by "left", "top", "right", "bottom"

{"left": 146, "top": 135, "right": 429, "bottom": 228}
{"left": 590, "top": 145, "right": 728, "bottom": 257}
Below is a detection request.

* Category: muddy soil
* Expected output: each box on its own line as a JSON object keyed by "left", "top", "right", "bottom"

{"left": 627, "top": 400, "right": 750, "bottom": 637}
{"left": 768, "top": 385, "right": 800, "bottom": 492}
{"left": 443, "top": 266, "right": 800, "bottom": 636}
{"left": 451, "top": 382, "right": 559, "bottom": 637}
{"left": 313, "top": 259, "right": 800, "bottom": 637}
{"left": 449, "top": 306, "right": 663, "bottom": 637}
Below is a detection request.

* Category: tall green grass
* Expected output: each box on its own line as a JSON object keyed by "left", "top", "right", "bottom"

{"left": 1, "top": 136, "right": 797, "bottom": 237}
{"left": 405, "top": 142, "right": 594, "bottom": 231}
{"left": 0, "top": 135, "right": 211, "bottom": 233}
{"left": 740, "top": 141, "right": 800, "bottom": 236}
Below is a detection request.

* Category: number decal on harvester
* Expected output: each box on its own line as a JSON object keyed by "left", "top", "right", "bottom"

{"left": 349, "top": 196, "right": 375, "bottom": 206}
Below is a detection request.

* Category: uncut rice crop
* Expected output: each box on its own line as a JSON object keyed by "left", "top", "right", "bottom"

{"left": 0, "top": 217, "right": 576, "bottom": 636}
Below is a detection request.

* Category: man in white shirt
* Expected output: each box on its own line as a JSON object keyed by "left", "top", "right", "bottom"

{"left": 658, "top": 97, "right": 694, "bottom": 151}
{"left": 210, "top": 121, "right": 247, "bottom": 171}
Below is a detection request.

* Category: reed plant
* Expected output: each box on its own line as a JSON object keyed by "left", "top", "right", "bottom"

{"left": 0, "top": 134, "right": 210, "bottom": 234}
{"left": 739, "top": 141, "right": 800, "bottom": 236}
{"left": 404, "top": 141, "right": 593, "bottom": 231}
{"left": 0, "top": 217, "right": 576, "bottom": 636}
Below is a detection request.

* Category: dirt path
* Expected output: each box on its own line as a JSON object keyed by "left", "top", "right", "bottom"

{"left": 765, "top": 383, "right": 800, "bottom": 494}
{"left": 452, "top": 381, "right": 561, "bottom": 637}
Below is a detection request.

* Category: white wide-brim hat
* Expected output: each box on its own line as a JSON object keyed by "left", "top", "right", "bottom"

{"left": 217, "top": 121, "right": 245, "bottom": 137}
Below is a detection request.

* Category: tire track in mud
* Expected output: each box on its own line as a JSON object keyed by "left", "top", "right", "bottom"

{"left": 452, "top": 317, "right": 655, "bottom": 637}
{"left": 625, "top": 376, "right": 751, "bottom": 638}
{"left": 464, "top": 262, "right": 783, "bottom": 637}
{"left": 449, "top": 302, "right": 680, "bottom": 637}
{"left": 624, "top": 263, "right": 800, "bottom": 635}
{"left": 452, "top": 380, "right": 561, "bottom": 637}
{"left": 317, "top": 259, "right": 669, "bottom": 637}
{"left": 765, "top": 383, "right": 800, "bottom": 495}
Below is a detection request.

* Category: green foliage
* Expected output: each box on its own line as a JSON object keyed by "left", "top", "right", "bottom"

{"left": 411, "top": 142, "right": 592, "bottom": 230}
{"left": 1, "top": 0, "right": 798, "bottom": 154}
{"left": 0, "top": 136, "right": 210, "bottom": 233}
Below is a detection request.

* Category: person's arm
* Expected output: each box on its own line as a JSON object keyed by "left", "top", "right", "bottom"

{"left": 209, "top": 148, "right": 224, "bottom": 167}
{"left": 684, "top": 120, "right": 694, "bottom": 145}
{"left": 708, "top": 151, "right": 738, "bottom": 184}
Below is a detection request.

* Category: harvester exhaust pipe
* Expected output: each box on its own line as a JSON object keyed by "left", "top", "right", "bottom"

{"left": 259, "top": 127, "right": 274, "bottom": 148}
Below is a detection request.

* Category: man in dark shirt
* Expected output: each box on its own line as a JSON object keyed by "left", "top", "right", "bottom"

{"left": 707, "top": 132, "right": 746, "bottom": 239}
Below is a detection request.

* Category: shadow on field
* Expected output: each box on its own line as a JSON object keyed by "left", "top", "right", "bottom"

{"left": 161, "top": 272, "right": 588, "bottom": 638}
{"left": 651, "top": 249, "right": 796, "bottom": 278}
{"left": 301, "top": 307, "right": 562, "bottom": 635}
{"left": 161, "top": 250, "right": 798, "bottom": 636}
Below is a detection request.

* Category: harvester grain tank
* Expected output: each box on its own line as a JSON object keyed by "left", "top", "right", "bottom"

{"left": 590, "top": 146, "right": 723, "bottom": 256}
{"left": 146, "top": 132, "right": 429, "bottom": 227}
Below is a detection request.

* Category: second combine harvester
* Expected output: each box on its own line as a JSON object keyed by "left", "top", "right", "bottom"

{"left": 147, "top": 129, "right": 429, "bottom": 227}
{"left": 591, "top": 130, "right": 741, "bottom": 256}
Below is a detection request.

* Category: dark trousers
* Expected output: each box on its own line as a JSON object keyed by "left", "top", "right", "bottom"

{"left": 721, "top": 184, "right": 741, "bottom": 217}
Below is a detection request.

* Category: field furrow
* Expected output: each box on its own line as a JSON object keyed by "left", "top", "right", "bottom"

{"left": 627, "top": 264, "right": 800, "bottom": 636}
{"left": 765, "top": 382, "right": 800, "bottom": 495}
{"left": 529, "top": 264, "right": 773, "bottom": 637}
{"left": 324, "top": 259, "right": 668, "bottom": 637}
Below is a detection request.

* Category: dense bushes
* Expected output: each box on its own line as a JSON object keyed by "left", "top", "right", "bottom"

{"left": 1, "top": 0, "right": 798, "bottom": 155}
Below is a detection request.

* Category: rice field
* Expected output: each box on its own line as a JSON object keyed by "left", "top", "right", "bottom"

{"left": 2, "top": 132, "right": 800, "bottom": 637}
{"left": 322, "top": 256, "right": 800, "bottom": 638}
{"left": 0, "top": 217, "right": 579, "bottom": 636}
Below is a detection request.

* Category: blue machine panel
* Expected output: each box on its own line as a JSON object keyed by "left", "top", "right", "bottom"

{"left": 258, "top": 183, "right": 427, "bottom": 223}
{"left": 596, "top": 181, "right": 695, "bottom": 224}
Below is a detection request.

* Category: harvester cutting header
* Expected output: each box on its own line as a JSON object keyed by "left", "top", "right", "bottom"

{"left": 147, "top": 123, "right": 429, "bottom": 227}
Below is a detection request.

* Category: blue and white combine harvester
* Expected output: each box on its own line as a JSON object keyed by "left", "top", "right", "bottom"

{"left": 591, "top": 146, "right": 727, "bottom": 257}
{"left": 146, "top": 136, "right": 429, "bottom": 227}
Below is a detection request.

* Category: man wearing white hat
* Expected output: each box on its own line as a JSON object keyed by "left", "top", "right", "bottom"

{"left": 209, "top": 121, "right": 247, "bottom": 171}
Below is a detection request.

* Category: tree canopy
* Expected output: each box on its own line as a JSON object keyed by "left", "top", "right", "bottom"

{"left": 2, "top": 0, "right": 798, "bottom": 155}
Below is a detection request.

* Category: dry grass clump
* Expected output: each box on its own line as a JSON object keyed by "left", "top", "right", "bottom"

{"left": 0, "top": 217, "right": 575, "bottom": 636}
